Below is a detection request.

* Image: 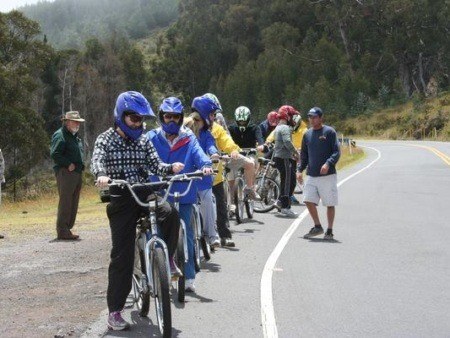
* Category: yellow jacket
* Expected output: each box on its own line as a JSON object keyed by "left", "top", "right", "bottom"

{"left": 266, "top": 121, "right": 308, "bottom": 149}
{"left": 211, "top": 122, "right": 240, "bottom": 185}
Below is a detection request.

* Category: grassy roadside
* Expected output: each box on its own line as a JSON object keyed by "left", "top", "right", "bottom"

{"left": 0, "top": 147, "right": 364, "bottom": 239}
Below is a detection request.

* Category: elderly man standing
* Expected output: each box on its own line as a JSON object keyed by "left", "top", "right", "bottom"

{"left": 50, "top": 111, "right": 85, "bottom": 240}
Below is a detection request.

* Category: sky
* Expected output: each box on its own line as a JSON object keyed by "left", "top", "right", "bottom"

{"left": 0, "top": 0, "right": 54, "bottom": 13}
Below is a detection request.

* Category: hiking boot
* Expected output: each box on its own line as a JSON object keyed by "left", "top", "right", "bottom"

{"left": 57, "top": 230, "right": 80, "bottom": 240}
{"left": 185, "top": 279, "right": 196, "bottom": 293}
{"left": 220, "top": 238, "right": 235, "bottom": 247}
{"left": 279, "top": 208, "right": 298, "bottom": 218}
{"left": 304, "top": 225, "right": 324, "bottom": 239}
{"left": 169, "top": 258, "right": 183, "bottom": 278}
{"left": 209, "top": 237, "right": 221, "bottom": 248}
{"left": 245, "top": 186, "right": 261, "bottom": 201}
{"left": 107, "top": 311, "right": 130, "bottom": 331}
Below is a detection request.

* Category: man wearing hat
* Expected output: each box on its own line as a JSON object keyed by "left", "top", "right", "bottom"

{"left": 297, "top": 107, "right": 340, "bottom": 240}
{"left": 50, "top": 111, "right": 85, "bottom": 240}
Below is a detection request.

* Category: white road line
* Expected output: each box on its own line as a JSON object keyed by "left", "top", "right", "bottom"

{"left": 261, "top": 146, "right": 382, "bottom": 338}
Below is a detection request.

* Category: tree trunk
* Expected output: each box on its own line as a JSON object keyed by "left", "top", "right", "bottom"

{"left": 399, "top": 61, "right": 412, "bottom": 98}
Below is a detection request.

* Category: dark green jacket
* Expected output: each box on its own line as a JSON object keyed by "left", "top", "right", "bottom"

{"left": 50, "top": 126, "right": 85, "bottom": 173}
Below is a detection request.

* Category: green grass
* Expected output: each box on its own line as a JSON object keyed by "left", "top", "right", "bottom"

{"left": 337, "top": 145, "right": 366, "bottom": 170}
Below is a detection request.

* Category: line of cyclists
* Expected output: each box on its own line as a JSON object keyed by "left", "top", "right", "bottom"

{"left": 91, "top": 91, "right": 307, "bottom": 332}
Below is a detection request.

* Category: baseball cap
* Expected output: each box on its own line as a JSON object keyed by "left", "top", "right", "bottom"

{"left": 307, "top": 107, "right": 323, "bottom": 117}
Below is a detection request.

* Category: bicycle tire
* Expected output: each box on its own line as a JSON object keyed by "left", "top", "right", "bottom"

{"left": 234, "top": 178, "right": 245, "bottom": 224}
{"left": 245, "top": 198, "right": 254, "bottom": 219}
{"left": 175, "top": 226, "right": 185, "bottom": 303}
{"left": 133, "top": 241, "right": 150, "bottom": 316}
{"left": 253, "top": 176, "right": 280, "bottom": 213}
{"left": 153, "top": 246, "right": 172, "bottom": 338}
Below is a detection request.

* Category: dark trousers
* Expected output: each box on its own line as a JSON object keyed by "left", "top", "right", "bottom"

{"left": 106, "top": 189, "right": 180, "bottom": 312}
{"left": 55, "top": 168, "right": 82, "bottom": 233}
{"left": 274, "top": 157, "right": 296, "bottom": 209}
{"left": 212, "top": 182, "right": 232, "bottom": 239}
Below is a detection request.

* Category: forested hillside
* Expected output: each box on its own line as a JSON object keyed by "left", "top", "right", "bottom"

{"left": 152, "top": 0, "right": 449, "bottom": 123}
{"left": 1, "top": 1, "right": 449, "bottom": 198}
{"left": 21, "top": 0, "right": 178, "bottom": 49}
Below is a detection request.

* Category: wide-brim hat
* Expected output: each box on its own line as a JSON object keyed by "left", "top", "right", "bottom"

{"left": 62, "top": 111, "right": 85, "bottom": 122}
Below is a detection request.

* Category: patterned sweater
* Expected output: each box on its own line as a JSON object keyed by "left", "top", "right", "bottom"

{"left": 91, "top": 128, "right": 172, "bottom": 183}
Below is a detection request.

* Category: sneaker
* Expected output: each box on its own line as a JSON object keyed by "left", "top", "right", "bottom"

{"left": 290, "top": 195, "right": 300, "bottom": 205}
{"left": 304, "top": 225, "right": 324, "bottom": 239}
{"left": 245, "top": 186, "right": 261, "bottom": 201}
{"left": 169, "top": 257, "right": 183, "bottom": 278}
{"left": 185, "top": 279, "right": 196, "bottom": 292}
{"left": 324, "top": 231, "right": 334, "bottom": 240}
{"left": 279, "top": 208, "right": 298, "bottom": 218}
{"left": 209, "top": 237, "right": 221, "bottom": 248}
{"left": 107, "top": 311, "right": 130, "bottom": 331}
{"left": 220, "top": 238, "right": 235, "bottom": 247}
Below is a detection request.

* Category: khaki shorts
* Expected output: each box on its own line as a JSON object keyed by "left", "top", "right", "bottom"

{"left": 302, "top": 174, "right": 338, "bottom": 206}
{"left": 226, "top": 154, "right": 255, "bottom": 180}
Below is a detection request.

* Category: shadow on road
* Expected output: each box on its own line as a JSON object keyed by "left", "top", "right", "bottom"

{"left": 300, "top": 237, "right": 342, "bottom": 244}
{"left": 201, "top": 261, "right": 221, "bottom": 272}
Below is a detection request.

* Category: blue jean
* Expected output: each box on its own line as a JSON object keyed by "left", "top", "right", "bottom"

{"left": 178, "top": 204, "right": 195, "bottom": 280}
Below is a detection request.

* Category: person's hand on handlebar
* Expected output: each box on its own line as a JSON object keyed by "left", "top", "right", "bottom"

{"left": 230, "top": 150, "right": 240, "bottom": 160}
{"left": 96, "top": 175, "right": 110, "bottom": 188}
{"left": 172, "top": 162, "right": 184, "bottom": 173}
{"left": 210, "top": 153, "right": 220, "bottom": 161}
{"left": 202, "top": 167, "right": 214, "bottom": 176}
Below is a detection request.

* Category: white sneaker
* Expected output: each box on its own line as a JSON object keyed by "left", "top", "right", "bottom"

{"left": 184, "top": 279, "right": 195, "bottom": 292}
{"left": 185, "top": 279, "right": 196, "bottom": 293}
{"left": 279, "top": 208, "right": 298, "bottom": 218}
{"left": 209, "top": 237, "right": 221, "bottom": 248}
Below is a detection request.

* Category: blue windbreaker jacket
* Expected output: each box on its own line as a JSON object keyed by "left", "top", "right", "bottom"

{"left": 147, "top": 127, "right": 212, "bottom": 204}
{"left": 197, "top": 129, "right": 218, "bottom": 191}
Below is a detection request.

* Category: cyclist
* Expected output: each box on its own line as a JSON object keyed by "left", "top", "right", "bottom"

{"left": 194, "top": 93, "right": 245, "bottom": 247}
{"left": 227, "top": 106, "right": 263, "bottom": 200}
{"left": 259, "top": 110, "right": 278, "bottom": 140}
{"left": 273, "top": 105, "right": 300, "bottom": 218}
{"left": 214, "top": 112, "right": 230, "bottom": 134}
{"left": 147, "top": 97, "right": 213, "bottom": 293}
{"left": 91, "top": 91, "right": 184, "bottom": 331}
{"left": 266, "top": 109, "right": 308, "bottom": 205}
{"left": 184, "top": 112, "right": 221, "bottom": 248}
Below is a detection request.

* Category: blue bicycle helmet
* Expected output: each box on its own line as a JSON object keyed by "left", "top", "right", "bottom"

{"left": 203, "top": 93, "right": 222, "bottom": 113}
{"left": 191, "top": 95, "right": 220, "bottom": 128}
{"left": 114, "top": 91, "right": 154, "bottom": 140}
{"left": 159, "top": 97, "right": 184, "bottom": 135}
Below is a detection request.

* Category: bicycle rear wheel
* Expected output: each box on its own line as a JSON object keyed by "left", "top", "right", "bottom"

{"left": 253, "top": 176, "right": 280, "bottom": 213}
{"left": 175, "top": 226, "right": 185, "bottom": 303}
{"left": 153, "top": 246, "right": 172, "bottom": 337}
{"left": 133, "top": 240, "right": 150, "bottom": 316}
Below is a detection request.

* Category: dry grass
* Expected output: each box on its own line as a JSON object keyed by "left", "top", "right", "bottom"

{"left": 0, "top": 146, "right": 364, "bottom": 238}
{"left": 0, "top": 185, "right": 108, "bottom": 239}
{"left": 337, "top": 145, "right": 366, "bottom": 170}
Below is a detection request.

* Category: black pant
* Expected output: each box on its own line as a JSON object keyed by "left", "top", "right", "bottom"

{"left": 212, "top": 182, "right": 232, "bottom": 239}
{"left": 106, "top": 188, "right": 180, "bottom": 312}
{"left": 274, "top": 157, "right": 296, "bottom": 209}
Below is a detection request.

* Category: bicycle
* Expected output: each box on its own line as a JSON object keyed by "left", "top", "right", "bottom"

{"left": 230, "top": 148, "right": 258, "bottom": 224}
{"left": 254, "top": 155, "right": 281, "bottom": 213}
{"left": 111, "top": 173, "right": 198, "bottom": 337}
{"left": 166, "top": 171, "right": 207, "bottom": 303}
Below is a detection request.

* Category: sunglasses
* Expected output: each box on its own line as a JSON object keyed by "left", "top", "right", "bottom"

{"left": 193, "top": 117, "right": 202, "bottom": 122}
{"left": 163, "top": 113, "right": 181, "bottom": 121}
{"left": 124, "top": 112, "right": 143, "bottom": 123}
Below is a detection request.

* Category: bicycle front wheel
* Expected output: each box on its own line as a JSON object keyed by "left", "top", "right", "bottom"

{"left": 175, "top": 226, "right": 185, "bottom": 303}
{"left": 253, "top": 176, "right": 280, "bottom": 213}
{"left": 234, "top": 178, "right": 245, "bottom": 224}
{"left": 153, "top": 247, "right": 172, "bottom": 337}
{"left": 133, "top": 241, "right": 150, "bottom": 316}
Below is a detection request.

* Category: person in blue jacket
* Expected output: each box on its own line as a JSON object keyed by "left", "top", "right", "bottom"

{"left": 147, "top": 97, "right": 213, "bottom": 293}
{"left": 184, "top": 111, "right": 221, "bottom": 248}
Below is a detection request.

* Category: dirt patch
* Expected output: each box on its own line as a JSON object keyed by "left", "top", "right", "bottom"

{"left": 0, "top": 228, "right": 111, "bottom": 338}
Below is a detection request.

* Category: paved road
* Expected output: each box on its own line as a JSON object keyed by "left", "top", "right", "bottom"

{"left": 84, "top": 141, "right": 450, "bottom": 338}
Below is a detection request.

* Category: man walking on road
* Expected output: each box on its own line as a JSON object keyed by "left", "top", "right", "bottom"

{"left": 297, "top": 107, "right": 340, "bottom": 240}
{"left": 50, "top": 111, "right": 85, "bottom": 240}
